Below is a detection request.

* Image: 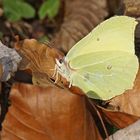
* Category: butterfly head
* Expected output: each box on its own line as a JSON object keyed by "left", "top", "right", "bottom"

{"left": 55, "top": 57, "right": 71, "bottom": 81}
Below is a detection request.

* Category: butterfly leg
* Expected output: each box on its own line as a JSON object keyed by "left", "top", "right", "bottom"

{"left": 69, "top": 77, "right": 73, "bottom": 88}
{"left": 51, "top": 64, "right": 57, "bottom": 78}
{"left": 54, "top": 70, "right": 59, "bottom": 84}
{"left": 50, "top": 64, "right": 60, "bottom": 84}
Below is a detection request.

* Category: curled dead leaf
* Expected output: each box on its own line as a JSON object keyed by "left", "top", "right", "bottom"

{"left": 14, "top": 39, "right": 64, "bottom": 87}
{"left": 1, "top": 83, "right": 102, "bottom": 140}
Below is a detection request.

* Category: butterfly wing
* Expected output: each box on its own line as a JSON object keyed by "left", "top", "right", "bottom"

{"left": 64, "top": 16, "right": 139, "bottom": 100}
{"left": 66, "top": 16, "right": 138, "bottom": 61}
{"left": 70, "top": 51, "right": 138, "bottom": 100}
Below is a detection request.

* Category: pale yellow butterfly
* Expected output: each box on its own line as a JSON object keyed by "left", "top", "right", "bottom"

{"left": 55, "top": 16, "right": 139, "bottom": 100}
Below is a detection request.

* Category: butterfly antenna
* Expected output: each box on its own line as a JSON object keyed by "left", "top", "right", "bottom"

{"left": 87, "top": 98, "right": 109, "bottom": 140}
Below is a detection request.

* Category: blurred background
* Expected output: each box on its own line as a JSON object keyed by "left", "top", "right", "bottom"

{"left": 0, "top": 0, "right": 125, "bottom": 53}
{"left": 0, "top": 0, "right": 139, "bottom": 53}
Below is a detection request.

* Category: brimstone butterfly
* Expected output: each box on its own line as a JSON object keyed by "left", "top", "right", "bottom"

{"left": 55, "top": 16, "right": 139, "bottom": 100}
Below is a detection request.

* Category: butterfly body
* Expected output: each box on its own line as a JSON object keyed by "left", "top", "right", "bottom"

{"left": 56, "top": 16, "right": 139, "bottom": 100}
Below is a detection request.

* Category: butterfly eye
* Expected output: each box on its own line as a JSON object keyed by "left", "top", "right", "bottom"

{"left": 55, "top": 58, "right": 64, "bottom": 67}
{"left": 59, "top": 58, "right": 63, "bottom": 64}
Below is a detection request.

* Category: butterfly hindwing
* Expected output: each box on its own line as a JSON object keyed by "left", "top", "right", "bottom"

{"left": 70, "top": 51, "right": 138, "bottom": 100}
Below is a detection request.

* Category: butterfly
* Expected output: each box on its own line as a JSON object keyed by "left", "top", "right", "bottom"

{"left": 55, "top": 16, "right": 139, "bottom": 100}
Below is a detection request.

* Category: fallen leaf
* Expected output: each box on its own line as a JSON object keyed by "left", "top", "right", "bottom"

{"left": 96, "top": 105, "right": 139, "bottom": 129}
{"left": 1, "top": 83, "right": 102, "bottom": 140}
{"left": 14, "top": 39, "right": 64, "bottom": 87}
{"left": 50, "top": 0, "right": 108, "bottom": 53}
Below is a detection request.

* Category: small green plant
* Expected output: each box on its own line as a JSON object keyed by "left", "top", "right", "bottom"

{"left": 3, "top": 0, "right": 60, "bottom": 22}
{"left": 3, "top": 0, "right": 35, "bottom": 21}
{"left": 38, "top": 0, "right": 60, "bottom": 20}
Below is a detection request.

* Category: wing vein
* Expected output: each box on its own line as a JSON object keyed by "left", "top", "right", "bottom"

{"left": 74, "top": 55, "right": 125, "bottom": 69}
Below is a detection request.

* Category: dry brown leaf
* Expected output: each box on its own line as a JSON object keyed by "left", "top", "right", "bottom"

{"left": 108, "top": 68, "right": 140, "bottom": 117}
{"left": 51, "top": 0, "right": 108, "bottom": 53}
{"left": 96, "top": 105, "right": 139, "bottom": 129}
{"left": 1, "top": 83, "right": 102, "bottom": 140}
{"left": 14, "top": 39, "right": 64, "bottom": 87}
{"left": 124, "top": 0, "right": 140, "bottom": 17}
